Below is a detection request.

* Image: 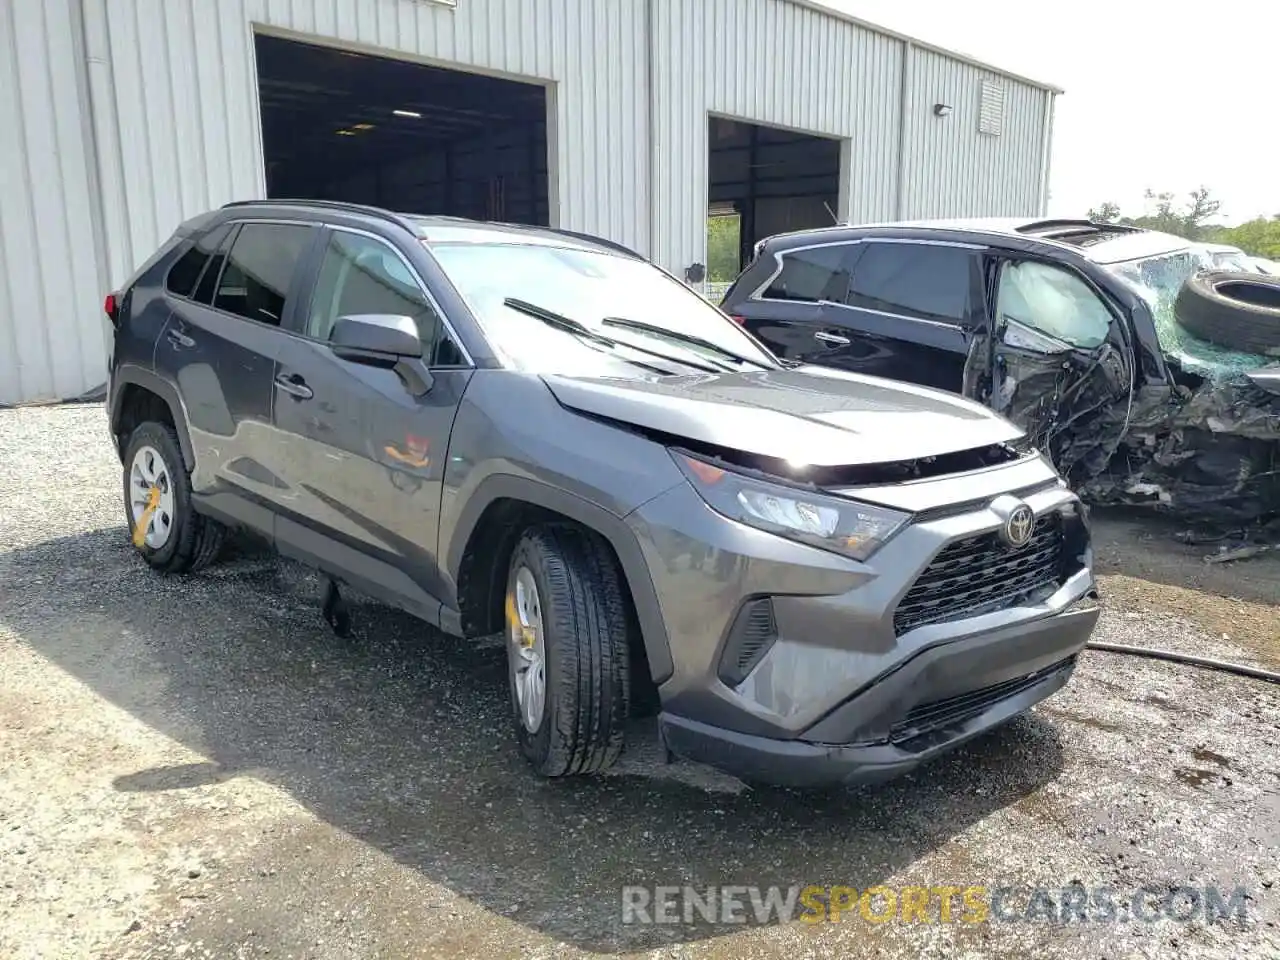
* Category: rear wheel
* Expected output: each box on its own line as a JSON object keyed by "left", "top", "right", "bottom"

{"left": 505, "top": 525, "right": 632, "bottom": 776}
{"left": 122, "top": 421, "right": 225, "bottom": 573}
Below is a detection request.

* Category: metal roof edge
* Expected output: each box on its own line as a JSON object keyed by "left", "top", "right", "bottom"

{"left": 782, "top": 0, "right": 1066, "bottom": 95}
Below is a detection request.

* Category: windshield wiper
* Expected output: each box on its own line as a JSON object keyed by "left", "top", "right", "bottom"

{"left": 502, "top": 298, "right": 722, "bottom": 374}
{"left": 600, "top": 316, "right": 766, "bottom": 368}
{"left": 504, "top": 297, "right": 615, "bottom": 344}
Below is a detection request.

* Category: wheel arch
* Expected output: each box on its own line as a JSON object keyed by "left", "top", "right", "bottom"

{"left": 110, "top": 365, "right": 195, "bottom": 470}
{"left": 447, "top": 474, "right": 674, "bottom": 685}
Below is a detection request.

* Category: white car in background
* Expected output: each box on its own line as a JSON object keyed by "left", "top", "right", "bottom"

{"left": 1197, "top": 242, "right": 1272, "bottom": 274}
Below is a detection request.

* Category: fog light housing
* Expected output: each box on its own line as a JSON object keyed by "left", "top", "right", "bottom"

{"left": 717, "top": 598, "right": 778, "bottom": 687}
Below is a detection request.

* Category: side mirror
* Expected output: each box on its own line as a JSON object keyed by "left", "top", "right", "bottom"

{"left": 329, "top": 314, "right": 423, "bottom": 361}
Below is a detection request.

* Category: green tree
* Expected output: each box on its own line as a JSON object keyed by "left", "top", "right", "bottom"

{"left": 1086, "top": 187, "right": 1223, "bottom": 241}
{"left": 1087, "top": 201, "right": 1121, "bottom": 223}
{"left": 706, "top": 214, "right": 742, "bottom": 283}
{"left": 1218, "top": 216, "right": 1280, "bottom": 259}
{"left": 1127, "top": 188, "right": 1220, "bottom": 239}
{"left": 1183, "top": 187, "right": 1222, "bottom": 236}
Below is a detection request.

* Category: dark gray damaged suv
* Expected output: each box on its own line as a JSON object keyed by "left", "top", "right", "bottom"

{"left": 105, "top": 200, "right": 1099, "bottom": 787}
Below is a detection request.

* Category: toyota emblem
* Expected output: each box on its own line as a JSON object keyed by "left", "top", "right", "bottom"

{"left": 989, "top": 495, "right": 1036, "bottom": 548}
{"left": 1003, "top": 504, "right": 1035, "bottom": 548}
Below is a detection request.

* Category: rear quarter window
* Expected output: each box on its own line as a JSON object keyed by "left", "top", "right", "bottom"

{"left": 762, "top": 245, "right": 853, "bottom": 303}
{"left": 165, "top": 244, "right": 207, "bottom": 298}
{"left": 164, "top": 224, "right": 231, "bottom": 298}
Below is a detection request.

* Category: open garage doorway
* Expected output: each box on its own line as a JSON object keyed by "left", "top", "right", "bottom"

{"left": 254, "top": 34, "right": 551, "bottom": 225}
{"left": 706, "top": 116, "right": 842, "bottom": 296}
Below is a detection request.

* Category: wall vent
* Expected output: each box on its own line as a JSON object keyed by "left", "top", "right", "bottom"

{"left": 979, "top": 79, "right": 1005, "bottom": 136}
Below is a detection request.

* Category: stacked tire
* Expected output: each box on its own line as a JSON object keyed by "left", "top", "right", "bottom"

{"left": 1174, "top": 270, "right": 1280, "bottom": 355}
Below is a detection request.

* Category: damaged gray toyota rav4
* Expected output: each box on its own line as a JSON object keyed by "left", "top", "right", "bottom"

{"left": 106, "top": 200, "right": 1099, "bottom": 787}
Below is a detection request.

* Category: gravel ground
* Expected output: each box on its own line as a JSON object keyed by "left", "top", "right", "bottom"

{"left": 1, "top": 403, "right": 1278, "bottom": 960}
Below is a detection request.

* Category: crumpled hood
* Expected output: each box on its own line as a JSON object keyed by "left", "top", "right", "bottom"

{"left": 540, "top": 365, "right": 1022, "bottom": 466}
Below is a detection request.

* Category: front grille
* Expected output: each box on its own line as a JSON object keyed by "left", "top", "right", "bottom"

{"left": 889, "top": 656, "right": 1076, "bottom": 743}
{"left": 894, "top": 513, "right": 1066, "bottom": 635}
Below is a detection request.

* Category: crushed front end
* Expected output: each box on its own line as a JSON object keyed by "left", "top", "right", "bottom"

{"left": 965, "top": 260, "right": 1280, "bottom": 528}
{"left": 1077, "top": 371, "right": 1280, "bottom": 524}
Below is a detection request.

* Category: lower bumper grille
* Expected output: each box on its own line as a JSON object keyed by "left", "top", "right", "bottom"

{"left": 889, "top": 656, "right": 1076, "bottom": 743}
{"left": 894, "top": 513, "right": 1067, "bottom": 635}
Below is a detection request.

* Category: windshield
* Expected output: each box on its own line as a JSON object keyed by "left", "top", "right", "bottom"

{"left": 1107, "top": 249, "right": 1272, "bottom": 377}
{"left": 428, "top": 242, "right": 777, "bottom": 373}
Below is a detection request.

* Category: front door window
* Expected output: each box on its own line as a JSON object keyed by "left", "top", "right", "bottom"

{"left": 996, "top": 260, "right": 1112, "bottom": 350}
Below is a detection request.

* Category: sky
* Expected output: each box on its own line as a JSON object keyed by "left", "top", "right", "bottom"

{"left": 820, "top": 0, "right": 1279, "bottom": 226}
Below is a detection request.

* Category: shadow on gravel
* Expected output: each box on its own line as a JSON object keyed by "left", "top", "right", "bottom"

{"left": 0, "top": 528, "right": 1066, "bottom": 952}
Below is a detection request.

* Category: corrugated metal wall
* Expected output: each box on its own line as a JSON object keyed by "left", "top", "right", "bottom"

{"left": 900, "top": 46, "right": 1048, "bottom": 219}
{"left": 0, "top": 0, "right": 1055, "bottom": 405}
{"left": 650, "top": 0, "right": 905, "bottom": 273}
{"left": 0, "top": 0, "right": 108, "bottom": 405}
{"left": 651, "top": 0, "right": 1051, "bottom": 281}
{"left": 82, "top": 0, "right": 650, "bottom": 299}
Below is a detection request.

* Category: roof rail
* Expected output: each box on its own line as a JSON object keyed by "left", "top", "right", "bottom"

{"left": 459, "top": 218, "right": 646, "bottom": 259}
{"left": 543, "top": 227, "right": 644, "bottom": 259}
{"left": 220, "top": 198, "right": 417, "bottom": 233}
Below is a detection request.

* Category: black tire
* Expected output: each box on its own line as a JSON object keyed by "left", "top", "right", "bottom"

{"left": 506, "top": 525, "right": 632, "bottom": 776}
{"left": 122, "top": 421, "right": 225, "bottom": 573}
{"left": 1174, "top": 270, "right": 1280, "bottom": 355}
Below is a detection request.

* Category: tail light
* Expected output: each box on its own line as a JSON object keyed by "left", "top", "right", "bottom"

{"left": 728, "top": 314, "right": 746, "bottom": 326}
{"left": 104, "top": 292, "right": 120, "bottom": 327}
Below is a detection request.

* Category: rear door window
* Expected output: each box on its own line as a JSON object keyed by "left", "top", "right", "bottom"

{"left": 165, "top": 224, "right": 231, "bottom": 298}
{"left": 213, "top": 223, "right": 314, "bottom": 326}
{"left": 762, "top": 245, "right": 854, "bottom": 303}
{"left": 845, "top": 242, "right": 976, "bottom": 324}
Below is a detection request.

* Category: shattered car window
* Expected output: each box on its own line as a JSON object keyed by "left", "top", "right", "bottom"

{"left": 996, "top": 261, "right": 1111, "bottom": 349}
{"left": 1108, "top": 252, "right": 1273, "bottom": 379}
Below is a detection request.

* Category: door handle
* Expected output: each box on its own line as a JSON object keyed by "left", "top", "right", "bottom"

{"left": 814, "top": 330, "right": 850, "bottom": 345}
{"left": 166, "top": 328, "right": 194, "bottom": 348}
{"left": 274, "top": 372, "right": 313, "bottom": 400}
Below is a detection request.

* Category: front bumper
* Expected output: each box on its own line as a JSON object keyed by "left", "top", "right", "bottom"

{"left": 658, "top": 602, "right": 1097, "bottom": 787}
{"left": 625, "top": 453, "right": 1100, "bottom": 786}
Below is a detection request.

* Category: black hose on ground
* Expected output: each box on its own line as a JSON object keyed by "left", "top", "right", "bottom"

{"left": 1085, "top": 640, "right": 1280, "bottom": 684}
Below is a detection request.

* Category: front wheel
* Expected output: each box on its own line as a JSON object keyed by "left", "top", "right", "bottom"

{"left": 505, "top": 525, "right": 633, "bottom": 777}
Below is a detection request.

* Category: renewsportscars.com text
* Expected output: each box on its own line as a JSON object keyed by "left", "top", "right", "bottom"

{"left": 620, "top": 884, "right": 1252, "bottom": 926}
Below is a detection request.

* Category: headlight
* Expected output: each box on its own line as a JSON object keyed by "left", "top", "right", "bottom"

{"left": 672, "top": 452, "right": 908, "bottom": 562}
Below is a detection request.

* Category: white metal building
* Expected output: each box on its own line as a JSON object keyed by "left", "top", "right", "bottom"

{"left": 0, "top": 0, "right": 1059, "bottom": 405}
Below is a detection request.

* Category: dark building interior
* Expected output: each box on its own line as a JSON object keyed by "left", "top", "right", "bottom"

{"left": 255, "top": 34, "right": 550, "bottom": 225}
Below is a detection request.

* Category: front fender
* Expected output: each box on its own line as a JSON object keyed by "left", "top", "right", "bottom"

{"left": 444, "top": 472, "right": 675, "bottom": 684}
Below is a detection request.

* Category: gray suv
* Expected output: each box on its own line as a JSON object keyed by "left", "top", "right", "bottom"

{"left": 105, "top": 200, "right": 1099, "bottom": 787}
